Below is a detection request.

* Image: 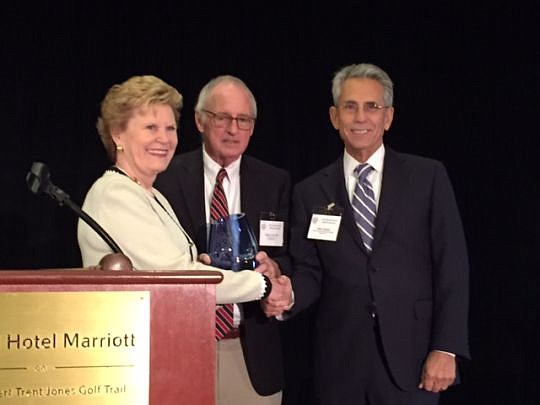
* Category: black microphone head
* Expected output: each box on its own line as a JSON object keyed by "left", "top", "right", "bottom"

{"left": 26, "top": 162, "right": 51, "bottom": 194}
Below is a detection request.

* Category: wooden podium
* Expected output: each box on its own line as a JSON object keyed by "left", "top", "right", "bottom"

{"left": 0, "top": 269, "right": 222, "bottom": 405}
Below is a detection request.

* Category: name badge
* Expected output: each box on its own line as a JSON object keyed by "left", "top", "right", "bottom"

{"left": 259, "top": 212, "right": 285, "bottom": 247}
{"left": 259, "top": 220, "right": 284, "bottom": 247}
{"left": 307, "top": 214, "right": 342, "bottom": 241}
{"left": 307, "top": 204, "right": 343, "bottom": 241}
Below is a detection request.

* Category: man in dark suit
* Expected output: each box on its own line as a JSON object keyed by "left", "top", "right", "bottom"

{"left": 155, "top": 75, "right": 290, "bottom": 405}
{"left": 264, "top": 63, "right": 470, "bottom": 405}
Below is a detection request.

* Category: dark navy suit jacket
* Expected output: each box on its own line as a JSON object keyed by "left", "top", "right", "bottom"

{"left": 288, "top": 147, "right": 470, "bottom": 402}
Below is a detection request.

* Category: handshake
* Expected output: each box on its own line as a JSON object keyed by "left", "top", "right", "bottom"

{"left": 198, "top": 250, "right": 294, "bottom": 317}
{"left": 254, "top": 251, "right": 294, "bottom": 318}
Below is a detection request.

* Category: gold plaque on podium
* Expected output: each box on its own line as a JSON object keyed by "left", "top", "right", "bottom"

{"left": 0, "top": 291, "right": 150, "bottom": 404}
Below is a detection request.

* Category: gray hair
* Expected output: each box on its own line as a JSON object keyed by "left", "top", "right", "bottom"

{"left": 194, "top": 75, "right": 257, "bottom": 118}
{"left": 331, "top": 63, "right": 394, "bottom": 107}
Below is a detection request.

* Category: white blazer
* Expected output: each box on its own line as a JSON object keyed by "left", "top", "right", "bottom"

{"left": 77, "top": 170, "right": 265, "bottom": 304}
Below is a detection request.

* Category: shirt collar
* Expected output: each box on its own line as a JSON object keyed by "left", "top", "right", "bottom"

{"left": 202, "top": 147, "right": 242, "bottom": 180}
{"left": 343, "top": 144, "right": 385, "bottom": 177}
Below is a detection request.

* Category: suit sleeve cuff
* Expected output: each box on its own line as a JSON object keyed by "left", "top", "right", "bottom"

{"left": 434, "top": 349, "right": 456, "bottom": 357}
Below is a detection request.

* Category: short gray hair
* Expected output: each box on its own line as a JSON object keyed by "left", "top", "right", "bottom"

{"left": 331, "top": 63, "right": 394, "bottom": 107}
{"left": 194, "top": 75, "right": 257, "bottom": 118}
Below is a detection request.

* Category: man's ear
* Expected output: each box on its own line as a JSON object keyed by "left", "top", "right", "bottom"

{"left": 384, "top": 106, "right": 395, "bottom": 131}
{"left": 194, "top": 111, "right": 205, "bottom": 133}
{"left": 329, "top": 106, "right": 339, "bottom": 130}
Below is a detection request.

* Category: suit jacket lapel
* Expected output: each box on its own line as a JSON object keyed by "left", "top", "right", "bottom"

{"left": 178, "top": 150, "right": 207, "bottom": 249}
{"left": 319, "top": 150, "right": 409, "bottom": 255}
{"left": 319, "top": 157, "right": 368, "bottom": 252}
{"left": 372, "top": 148, "right": 407, "bottom": 249}
{"left": 239, "top": 156, "right": 262, "bottom": 240}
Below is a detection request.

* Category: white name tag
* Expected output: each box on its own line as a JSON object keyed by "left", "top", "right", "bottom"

{"left": 259, "top": 220, "right": 284, "bottom": 247}
{"left": 307, "top": 213, "right": 342, "bottom": 241}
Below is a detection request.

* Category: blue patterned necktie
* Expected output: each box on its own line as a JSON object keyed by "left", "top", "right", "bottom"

{"left": 352, "top": 164, "right": 377, "bottom": 253}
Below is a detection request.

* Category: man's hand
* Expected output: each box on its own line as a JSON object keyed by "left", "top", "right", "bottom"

{"left": 418, "top": 350, "right": 456, "bottom": 392}
{"left": 254, "top": 251, "right": 281, "bottom": 278}
{"left": 261, "top": 275, "right": 293, "bottom": 317}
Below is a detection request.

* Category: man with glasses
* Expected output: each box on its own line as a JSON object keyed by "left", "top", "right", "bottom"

{"left": 263, "top": 63, "right": 470, "bottom": 405}
{"left": 156, "top": 75, "right": 290, "bottom": 405}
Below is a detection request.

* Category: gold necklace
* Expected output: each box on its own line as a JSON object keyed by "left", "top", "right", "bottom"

{"left": 110, "top": 166, "right": 141, "bottom": 185}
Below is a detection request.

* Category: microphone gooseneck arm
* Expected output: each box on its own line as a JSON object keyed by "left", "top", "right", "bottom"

{"left": 64, "top": 198, "right": 124, "bottom": 255}
{"left": 26, "top": 162, "right": 124, "bottom": 255}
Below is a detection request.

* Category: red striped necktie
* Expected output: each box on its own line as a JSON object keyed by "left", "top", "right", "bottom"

{"left": 211, "top": 168, "right": 236, "bottom": 340}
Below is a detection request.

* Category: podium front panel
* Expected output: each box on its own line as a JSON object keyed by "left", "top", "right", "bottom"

{"left": 0, "top": 270, "right": 220, "bottom": 405}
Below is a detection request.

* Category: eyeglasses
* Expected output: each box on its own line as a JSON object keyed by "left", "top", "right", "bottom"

{"left": 202, "top": 109, "right": 255, "bottom": 130}
{"left": 338, "top": 101, "right": 390, "bottom": 115}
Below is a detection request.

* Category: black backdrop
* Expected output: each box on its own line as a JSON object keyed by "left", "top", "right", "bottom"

{"left": 2, "top": 2, "right": 538, "bottom": 404}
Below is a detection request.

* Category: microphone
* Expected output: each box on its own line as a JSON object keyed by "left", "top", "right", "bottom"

{"left": 26, "top": 162, "right": 71, "bottom": 205}
{"left": 26, "top": 162, "right": 132, "bottom": 269}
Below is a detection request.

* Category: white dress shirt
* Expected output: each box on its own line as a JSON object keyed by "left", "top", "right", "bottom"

{"left": 203, "top": 148, "right": 242, "bottom": 222}
{"left": 343, "top": 144, "right": 385, "bottom": 208}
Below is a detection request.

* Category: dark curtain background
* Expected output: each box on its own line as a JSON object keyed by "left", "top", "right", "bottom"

{"left": 2, "top": 2, "right": 537, "bottom": 404}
